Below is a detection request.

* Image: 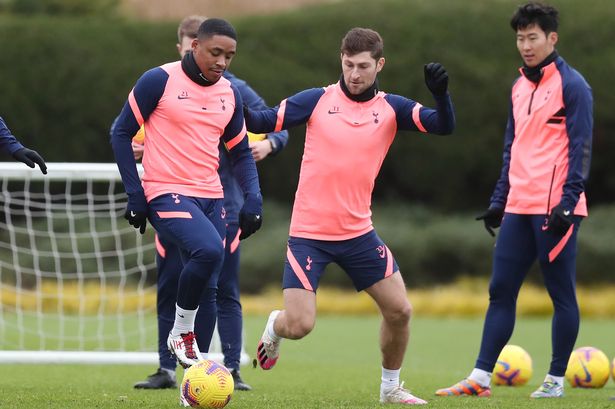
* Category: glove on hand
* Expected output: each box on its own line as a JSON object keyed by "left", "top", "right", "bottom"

{"left": 124, "top": 193, "right": 148, "bottom": 234}
{"left": 424, "top": 62, "right": 449, "bottom": 96}
{"left": 476, "top": 206, "right": 504, "bottom": 237}
{"left": 13, "top": 148, "right": 47, "bottom": 174}
{"left": 239, "top": 193, "right": 263, "bottom": 240}
{"left": 546, "top": 204, "right": 573, "bottom": 236}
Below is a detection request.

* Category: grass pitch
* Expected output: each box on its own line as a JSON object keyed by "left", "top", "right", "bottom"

{"left": 0, "top": 315, "right": 614, "bottom": 408}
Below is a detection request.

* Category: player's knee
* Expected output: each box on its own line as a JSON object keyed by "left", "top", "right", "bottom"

{"left": 488, "top": 279, "right": 513, "bottom": 302}
{"left": 382, "top": 302, "right": 412, "bottom": 326}
{"left": 192, "top": 242, "right": 225, "bottom": 264}
{"left": 384, "top": 302, "right": 412, "bottom": 326}
{"left": 285, "top": 316, "right": 314, "bottom": 339}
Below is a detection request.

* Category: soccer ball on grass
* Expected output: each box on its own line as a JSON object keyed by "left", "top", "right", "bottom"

{"left": 565, "top": 346, "right": 610, "bottom": 388}
{"left": 181, "top": 359, "right": 234, "bottom": 408}
{"left": 493, "top": 344, "right": 533, "bottom": 386}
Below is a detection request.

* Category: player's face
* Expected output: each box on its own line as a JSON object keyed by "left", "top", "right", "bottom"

{"left": 177, "top": 35, "right": 194, "bottom": 58}
{"left": 516, "top": 24, "right": 558, "bottom": 68}
{"left": 192, "top": 34, "right": 237, "bottom": 83}
{"left": 341, "top": 51, "right": 385, "bottom": 95}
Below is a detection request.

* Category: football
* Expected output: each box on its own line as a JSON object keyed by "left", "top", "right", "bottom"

{"left": 181, "top": 359, "right": 234, "bottom": 408}
{"left": 493, "top": 344, "right": 533, "bottom": 386}
{"left": 565, "top": 346, "right": 610, "bottom": 388}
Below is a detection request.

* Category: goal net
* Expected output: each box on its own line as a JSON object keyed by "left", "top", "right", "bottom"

{"left": 0, "top": 162, "right": 247, "bottom": 365}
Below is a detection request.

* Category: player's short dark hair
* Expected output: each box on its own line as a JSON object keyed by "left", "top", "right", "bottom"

{"left": 197, "top": 18, "right": 237, "bottom": 41}
{"left": 510, "top": 2, "right": 559, "bottom": 33}
{"left": 177, "top": 15, "right": 206, "bottom": 42}
{"left": 340, "top": 27, "right": 383, "bottom": 60}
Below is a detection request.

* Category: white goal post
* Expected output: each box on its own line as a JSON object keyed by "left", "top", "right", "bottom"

{"left": 0, "top": 162, "right": 248, "bottom": 365}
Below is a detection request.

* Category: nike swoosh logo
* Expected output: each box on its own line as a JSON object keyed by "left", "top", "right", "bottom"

{"left": 177, "top": 314, "right": 185, "bottom": 318}
{"left": 201, "top": 107, "right": 207, "bottom": 110}
{"left": 255, "top": 215, "right": 261, "bottom": 220}
{"left": 177, "top": 95, "right": 190, "bottom": 100}
{"left": 130, "top": 211, "right": 137, "bottom": 217}
{"left": 328, "top": 110, "right": 342, "bottom": 114}
{"left": 563, "top": 210, "right": 570, "bottom": 216}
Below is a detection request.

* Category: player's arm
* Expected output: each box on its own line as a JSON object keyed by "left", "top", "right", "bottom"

{"left": 0, "top": 116, "right": 25, "bottom": 155}
{"left": 0, "top": 116, "right": 47, "bottom": 174}
{"left": 233, "top": 75, "right": 290, "bottom": 157}
{"left": 489, "top": 102, "right": 514, "bottom": 209}
{"left": 559, "top": 77, "right": 593, "bottom": 212}
{"left": 386, "top": 63, "right": 454, "bottom": 135}
{"left": 223, "top": 86, "right": 263, "bottom": 240}
{"left": 110, "top": 67, "right": 167, "bottom": 232}
{"left": 244, "top": 88, "right": 325, "bottom": 134}
{"left": 385, "top": 92, "right": 455, "bottom": 135}
{"left": 544, "top": 76, "right": 593, "bottom": 236}
{"left": 475, "top": 92, "right": 515, "bottom": 237}
{"left": 110, "top": 117, "right": 145, "bottom": 161}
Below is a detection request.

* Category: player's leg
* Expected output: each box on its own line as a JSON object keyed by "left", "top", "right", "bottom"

{"left": 530, "top": 216, "right": 582, "bottom": 398}
{"left": 364, "top": 272, "right": 410, "bottom": 368}
{"left": 256, "top": 237, "right": 327, "bottom": 370}
{"left": 338, "top": 230, "right": 424, "bottom": 404}
{"left": 367, "top": 273, "right": 429, "bottom": 405}
{"left": 215, "top": 222, "right": 251, "bottom": 390}
{"left": 194, "top": 285, "right": 217, "bottom": 355}
{"left": 256, "top": 288, "right": 316, "bottom": 371}
{"left": 149, "top": 195, "right": 226, "bottom": 368}
{"left": 193, "top": 224, "right": 223, "bottom": 357}
{"left": 134, "top": 235, "right": 181, "bottom": 389}
{"left": 436, "top": 214, "right": 536, "bottom": 397}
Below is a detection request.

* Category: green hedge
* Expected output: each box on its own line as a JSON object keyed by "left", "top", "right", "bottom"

{"left": 0, "top": 0, "right": 118, "bottom": 15}
{"left": 0, "top": 0, "right": 614, "bottom": 211}
{"left": 238, "top": 204, "right": 615, "bottom": 293}
{"left": 231, "top": 0, "right": 615, "bottom": 210}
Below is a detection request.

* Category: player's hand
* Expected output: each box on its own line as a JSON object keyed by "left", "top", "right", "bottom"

{"left": 249, "top": 139, "right": 273, "bottom": 162}
{"left": 132, "top": 141, "right": 144, "bottom": 161}
{"left": 124, "top": 193, "right": 148, "bottom": 234}
{"left": 238, "top": 192, "right": 263, "bottom": 240}
{"left": 546, "top": 204, "right": 573, "bottom": 236}
{"left": 424, "top": 62, "right": 449, "bottom": 96}
{"left": 12, "top": 147, "right": 47, "bottom": 174}
{"left": 239, "top": 212, "right": 262, "bottom": 240}
{"left": 476, "top": 206, "right": 504, "bottom": 237}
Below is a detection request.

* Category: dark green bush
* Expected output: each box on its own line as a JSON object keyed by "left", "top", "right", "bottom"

{"left": 1, "top": 0, "right": 118, "bottom": 15}
{"left": 0, "top": 0, "right": 613, "bottom": 291}
{"left": 239, "top": 203, "right": 615, "bottom": 293}
{"left": 0, "top": 16, "right": 177, "bottom": 163}
{"left": 1, "top": 0, "right": 613, "bottom": 211}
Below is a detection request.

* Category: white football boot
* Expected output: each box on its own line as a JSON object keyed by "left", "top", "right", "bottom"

{"left": 167, "top": 331, "right": 202, "bottom": 369}
{"left": 380, "top": 382, "right": 428, "bottom": 405}
{"left": 256, "top": 310, "right": 281, "bottom": 370}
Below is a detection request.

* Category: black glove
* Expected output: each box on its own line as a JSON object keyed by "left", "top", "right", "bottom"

{"left": 238, "top": 193, "right": 263, "bottom": 240}
{"left": 125, "top": 208, "right": 147, "bottom": 234}
{"left": 13, "top": 148, "right": 47, "bottom": 174}
{"left": 424, "top": 62, "right": 449, "bottom": 96}
{"left": 239, "top": 212, "right": 262, "bottom": 240}
{"left": 546, "top": 204, "right": 573, "bottom": 236}
{"left": 124, "top": 193, "right": 148, "bottom": 234}
{"left": 476, "top": 206, "right": 504, "bottom": 237}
